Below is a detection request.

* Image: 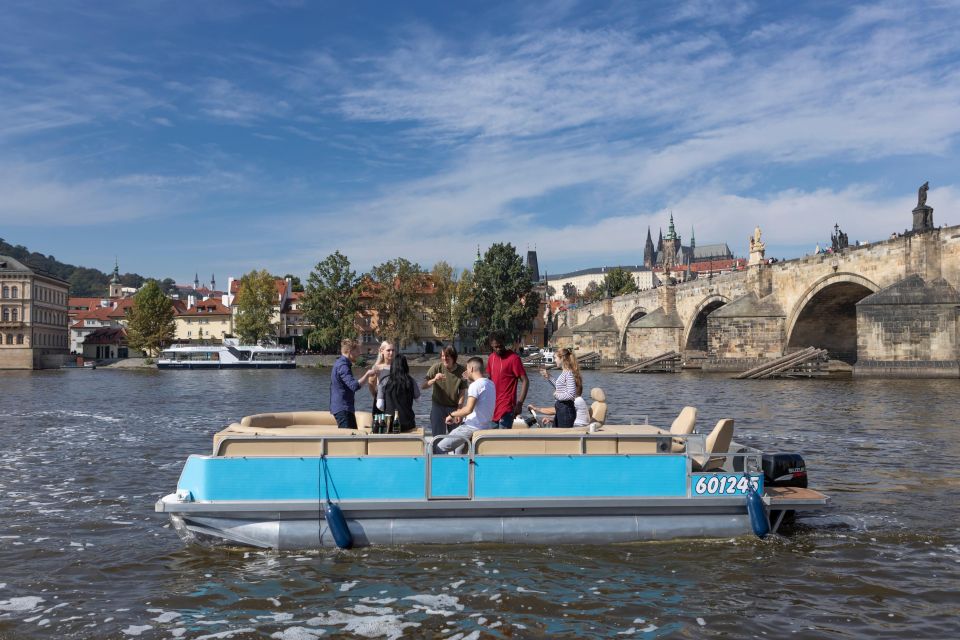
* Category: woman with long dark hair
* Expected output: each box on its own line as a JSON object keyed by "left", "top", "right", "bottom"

{"left": 383, "top": 353, "right": 421, "bottom": 432}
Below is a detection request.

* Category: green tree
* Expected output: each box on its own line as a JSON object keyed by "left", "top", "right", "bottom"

{"left": 302, "top": 251, "right": 359, "bottom": 352}
{"left": 369, "top": 258, "right": 424, "bottom": 348}
{"left": 469, "top": 243, "right": 540, "bottom": 345}
{"left": 562, "top": 282, "right": 577, "bottom": 301}
{"left": 583, "top": 280, "right": 602, "bottom": 302}
{"left": 125, "top": 280, "right": 175, "bottom": 356}
{"left": 284, "top": 274, "right": 305, "bottom": 293}
{"left": 234, "top": 269, "right": 277, "bottom": 344}
{"left": 603, "top": 267, "right": 638, "bottom": 297}
{"left": 427, "top": 261, "right": 476, "bottom": 343}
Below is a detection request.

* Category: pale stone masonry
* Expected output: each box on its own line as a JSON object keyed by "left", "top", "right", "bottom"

{"left": 0, "top": 255, "right": 70, "bottom": 369}
{"left": 560, "top": 212, "right": 960, "bottom": 377}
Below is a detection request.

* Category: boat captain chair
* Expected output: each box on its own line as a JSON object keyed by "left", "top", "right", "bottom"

{"left": 589, "top": 388, "right": 607, "bottom": 426}
{"left": 690, "top": 419, "right": 734, "bottom": 472}
{"left": 669, "top": 406, "right": 697, "bottom": 453}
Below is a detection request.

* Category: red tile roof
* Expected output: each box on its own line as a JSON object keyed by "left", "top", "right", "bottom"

{"left": 68, "top": 297, "right": 107, "bottom": 310}
{"left": 178, "top": 299, "right": 230, "bottom": 316}
{"left": 229, "top": 278, "right": 287, "bottom": 301}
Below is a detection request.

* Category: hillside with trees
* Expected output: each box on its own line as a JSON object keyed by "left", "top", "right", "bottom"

{"left": 0, "top": 237, "right": 168, "bottom": 296}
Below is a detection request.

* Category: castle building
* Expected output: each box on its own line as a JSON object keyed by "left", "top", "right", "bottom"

{"left": 644, "top": 214, "right": 734, "bottom": 270}
{"left": 0, "top": 255, "right": 70, "bottom": 369}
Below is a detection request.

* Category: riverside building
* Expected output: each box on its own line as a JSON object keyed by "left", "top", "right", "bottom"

{"left": 0, "top": 255, "right": 70, "bottom": 369}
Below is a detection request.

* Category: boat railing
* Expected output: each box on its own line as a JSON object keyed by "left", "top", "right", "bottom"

{"left": 209, "top": 430, "right": 764, "bottom": 501}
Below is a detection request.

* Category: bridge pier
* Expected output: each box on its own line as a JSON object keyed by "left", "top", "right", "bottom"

{"left": 854, "top": 274, "right": 960, "bottom": 378}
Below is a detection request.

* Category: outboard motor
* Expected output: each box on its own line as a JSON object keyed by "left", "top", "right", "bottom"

{"left": 761, "top": 453, "right": 807, "bottom": 488}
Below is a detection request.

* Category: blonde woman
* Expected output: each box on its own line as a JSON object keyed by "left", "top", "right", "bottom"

{"left": 368, "top": 340, "right": 395, "bottom": 413}
{"left": 539, "top": 348, "right": 582, "bottom": 428}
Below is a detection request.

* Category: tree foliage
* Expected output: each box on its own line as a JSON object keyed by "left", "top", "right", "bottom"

{"left": 583, "top": 280, "right": 602, "bottom": 302}
{"left": 234, "top": 269, "right": 277, "bottom": 344}
{"left": 469, "top": 243, "right": 540, "bottom": 346}
{"left": 125, "top": 280, "right": 175, "bottom": 356}
{"left": 0, "top": 237, "right": 170, "bottom": 297}
{"left": 368, "top": 258, "right": 424, "bottom": 348}
{"left": 426, "top": 261, "right": 474, "bottom": 343}
{"left": 284, "top": 274, "right": 305, "bottom": 292}
{"left": 301, "top": 251, "right": 359, "bottom": 352}
{"left": 603, "top": 267, "right": 639, "bottom": 297}
{"left": 562, "top": 282, "right": 577, "bottom": 301}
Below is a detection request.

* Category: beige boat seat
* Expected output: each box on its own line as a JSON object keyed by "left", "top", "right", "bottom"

{"left": 669, "top": 406, "right": 697, "bottom": 453}
{"left": 589, "top": 388, "right": 608, "bottom": 425}
{"left": 214, "top": 411, "right": 421, "bottom": 456}
{"left": 472, "top": 424, "right": 667, "bottom": 455}
{"left": 690, "top": 419, "right": 734, "bottom": 472}
{"left": 239, "top": 411, "right": 374, "bottom": 430}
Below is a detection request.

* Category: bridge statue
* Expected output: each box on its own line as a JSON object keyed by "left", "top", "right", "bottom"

{"left": 748, "top": 225, "right": 766, "bottom": 265}
{"left": 912, "top": 181, "right": 934, "bottom": 232}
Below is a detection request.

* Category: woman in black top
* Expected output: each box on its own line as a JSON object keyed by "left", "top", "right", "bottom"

{"left": 383, "top": 354, "right": 421, "bottom": 432}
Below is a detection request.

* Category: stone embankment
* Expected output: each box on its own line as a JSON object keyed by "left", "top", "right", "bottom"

{"left": 99, "top": 355, "right": 448, "bottom": 369}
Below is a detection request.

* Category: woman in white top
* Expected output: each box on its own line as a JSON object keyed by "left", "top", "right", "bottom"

{"left": 367, "top": 340, "right": 395, "bottom": 414}
{"left": 538, "top": 348, "right": 582, "bottom": 428}
{"left": 527, "top": 395, "right": 591, "bottom": 427}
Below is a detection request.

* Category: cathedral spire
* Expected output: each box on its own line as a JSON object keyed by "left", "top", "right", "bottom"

{"left": 643, "top": 226, "right": 656, "bottom": 268}
{"left": 690, "top": 225, "right": 696, "bottom": 249}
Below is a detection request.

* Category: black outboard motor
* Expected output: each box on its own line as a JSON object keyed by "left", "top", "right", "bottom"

{"left": 761, "top": 453, "right": 807, "bottom": 488}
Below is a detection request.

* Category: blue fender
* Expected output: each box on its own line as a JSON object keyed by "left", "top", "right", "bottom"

{"left": 325, "top": 502, "right": 353, "bottom": 549}
{"left": 746, "top": 486, "right": 770, "bottom": 539}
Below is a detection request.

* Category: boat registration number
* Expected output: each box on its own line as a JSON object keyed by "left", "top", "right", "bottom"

{"left": 692, "top": 474, "right": 761, "bottom": 496}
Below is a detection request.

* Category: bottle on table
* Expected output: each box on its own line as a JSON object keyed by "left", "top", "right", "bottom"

{"left": 391, "top": 410, "right": 400, "bottom": 434}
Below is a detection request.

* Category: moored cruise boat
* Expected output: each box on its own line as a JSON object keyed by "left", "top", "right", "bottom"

{"left": 156, "top": 405, "right": 828, "bottom": 549}
{"left": 157, "top": 338, "right": 295, "bottom": 369}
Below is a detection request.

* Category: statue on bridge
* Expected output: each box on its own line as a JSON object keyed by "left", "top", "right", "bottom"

{"left": 831, "top": 223, "right": 849, "bottom": 252}
{"left": 748, "top": 225, "right": 766, "bottom": 266}
{"left": 912, "top": 181, "right": 934, "bottom": 232}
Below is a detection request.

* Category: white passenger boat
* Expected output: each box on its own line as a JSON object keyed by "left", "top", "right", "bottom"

{"left": 157, "top": 338, "right": 295, "bottom": 369}
{"left": 156, "top": 406, "right": 828, "bottom": 549}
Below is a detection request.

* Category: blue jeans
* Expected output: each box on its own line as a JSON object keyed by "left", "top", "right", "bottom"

{"left": 334, "top": 411, "right": 357, "bottom": 429}
{"left": 493, "top": 412, "right": 514, "bottom": 429}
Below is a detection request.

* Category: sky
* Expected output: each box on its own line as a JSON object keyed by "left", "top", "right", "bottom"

{"left": 2, "top": 0, "right": 960, "bottom": 285}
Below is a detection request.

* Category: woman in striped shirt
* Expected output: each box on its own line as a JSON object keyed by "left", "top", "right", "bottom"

{"left": 539, "top": 348, "right": 583, "bottom": 428}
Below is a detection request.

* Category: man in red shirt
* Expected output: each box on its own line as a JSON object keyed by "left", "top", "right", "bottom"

{"left": 486, "top": 331, "right": 529, "bottom": 429}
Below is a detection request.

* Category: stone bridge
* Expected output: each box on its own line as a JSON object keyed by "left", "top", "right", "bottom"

{"left": 558, "top": 221, "right": 960, "bottom": 377}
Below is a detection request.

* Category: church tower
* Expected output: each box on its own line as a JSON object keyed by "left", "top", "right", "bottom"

{"left": 643, "top": 227, "right": 656, "bottom": 268}
{"left": 211, "top": 274, "right": 216, "bottom": 291}
{"left": 108, "top": 258, "right": 123, "bottom": 298}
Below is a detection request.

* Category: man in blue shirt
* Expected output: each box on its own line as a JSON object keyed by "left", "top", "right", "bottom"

{"left": 330, "top": 338, "right": 376, "bottom": 429}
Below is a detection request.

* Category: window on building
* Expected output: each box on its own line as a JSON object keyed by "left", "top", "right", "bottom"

{"left": 5, "top": 334, "right": 12, "bottom": 344}
{"left": 1, "top": 286, "right": 7, "bottom": 298}
{"left": 11, "top": 308, "right": 17, "bottom": 321}
{"left": 2, "top": 309, "right": 7, "bottom": 321}
{"left": 11, "top": 286, "right": 18, "bottom": 298}
{"left": 16, "top": 334, "right": 23, "bottom": 344}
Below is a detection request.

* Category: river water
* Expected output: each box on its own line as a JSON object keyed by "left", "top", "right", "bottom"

{"left": 0, "top": 367, "right": 958, "bottom": 639}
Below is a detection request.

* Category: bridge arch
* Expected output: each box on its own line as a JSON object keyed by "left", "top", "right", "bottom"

{"left": 785, "top": 272, "right": 879, "bottom": 364}
{"left": 619, "top": 306, "right": 649, "bottom": 353}
{"left": 682, "top": 294, "right": 731, "bottom": 352}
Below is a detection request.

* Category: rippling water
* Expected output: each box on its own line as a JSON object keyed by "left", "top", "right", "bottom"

{"left": 1, "top": 367, "right": 958, "bottom": 639}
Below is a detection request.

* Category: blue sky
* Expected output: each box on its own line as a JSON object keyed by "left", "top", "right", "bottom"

{"left": 2, "top": 0, "right": 960, "bottom": 285}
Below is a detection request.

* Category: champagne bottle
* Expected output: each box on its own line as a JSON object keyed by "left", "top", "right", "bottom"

{"left": 392, "top": 410, "right": 400, "bottom": 434}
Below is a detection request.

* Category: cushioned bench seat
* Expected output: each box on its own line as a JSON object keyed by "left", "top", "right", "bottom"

{"left": 472, "top": 425, "right": 670, "bottom": 455}
{"left": 215, "top": 411, "right": 423, "bottom": 457}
